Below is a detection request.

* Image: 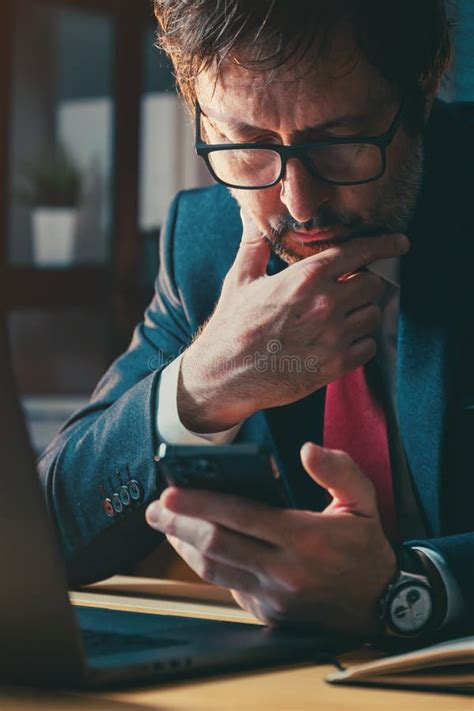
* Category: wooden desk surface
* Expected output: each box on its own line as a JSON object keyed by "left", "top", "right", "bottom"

{"left": 0, "top": 577, "right": 469, "bottom": 711}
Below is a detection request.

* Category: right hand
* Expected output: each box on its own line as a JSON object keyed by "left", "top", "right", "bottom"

{"left": 178, "top": 213, "right": 409, "bottom": 432}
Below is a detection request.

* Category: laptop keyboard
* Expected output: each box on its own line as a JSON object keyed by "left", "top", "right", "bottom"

{"left": 82, "top": 628, "right": 181, "bottom": 656}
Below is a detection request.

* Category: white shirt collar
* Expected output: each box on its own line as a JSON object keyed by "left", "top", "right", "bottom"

{"left": 367, "top": 257, "right": 400, "bottom": 288}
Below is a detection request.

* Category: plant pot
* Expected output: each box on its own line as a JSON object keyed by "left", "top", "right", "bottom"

{"left": 32, "top": 208, "right": 78, "bottom": 267}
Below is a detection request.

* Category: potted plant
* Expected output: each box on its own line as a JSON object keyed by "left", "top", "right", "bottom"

{"left": 18, "top": 146, "right": 82, "bottom": 267}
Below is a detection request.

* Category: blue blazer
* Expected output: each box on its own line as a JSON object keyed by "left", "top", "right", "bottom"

{"left": 38, "top": 100, "right": 473, "bottom": 633}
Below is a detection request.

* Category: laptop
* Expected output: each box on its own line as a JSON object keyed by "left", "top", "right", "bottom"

{"left": 0, "top": 320, "right": 347, "bottom": 689}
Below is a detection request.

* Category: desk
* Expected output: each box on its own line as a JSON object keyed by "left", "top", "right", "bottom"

{"left": 0, "top": 577, "right": 469, "bottom": 710}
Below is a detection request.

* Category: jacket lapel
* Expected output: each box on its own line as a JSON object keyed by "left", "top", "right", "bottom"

{"left": 396, "top": 101, "right": 466, "bottom": 538}
{"left": 396, "top": 289, "right": 450, "bottom": 538}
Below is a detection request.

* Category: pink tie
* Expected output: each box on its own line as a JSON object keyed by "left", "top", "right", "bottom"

{"left": 323, "top": 363, "right": 399, "bottom": 542}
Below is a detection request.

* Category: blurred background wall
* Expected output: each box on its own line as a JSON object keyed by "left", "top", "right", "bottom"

{"left": 0, "top": 0, "right": 211, "bottom": 452}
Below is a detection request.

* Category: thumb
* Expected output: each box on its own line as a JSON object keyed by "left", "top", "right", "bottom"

{"left": 233, "top": 210, "right": 271, "bottom": 281}
{"left": 300, "top": 442, "right": 377, "bottom": 517}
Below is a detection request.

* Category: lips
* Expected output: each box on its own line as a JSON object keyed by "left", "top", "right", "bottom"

{"left": 288, "top": 228, "right": 353, "bottom": 246}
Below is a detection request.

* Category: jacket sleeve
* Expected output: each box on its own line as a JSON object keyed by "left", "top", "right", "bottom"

{"left": 405, "top": 533, "right": 474, "bottom": 635}
{"left": 38, "top": 192, "right": 193, "bottom": 586}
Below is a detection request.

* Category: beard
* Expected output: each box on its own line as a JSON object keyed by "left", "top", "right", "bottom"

{"left": 259, "top": 138, "right": 424, "bottom": 265}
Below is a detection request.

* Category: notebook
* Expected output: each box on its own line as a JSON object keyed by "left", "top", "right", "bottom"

{"left": 327, "top": 636, "right": 474, "bottom": 694}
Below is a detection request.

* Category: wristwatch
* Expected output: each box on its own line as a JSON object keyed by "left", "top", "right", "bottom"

{"left": 377, "top": 547, "right": 446, "bottom": 641}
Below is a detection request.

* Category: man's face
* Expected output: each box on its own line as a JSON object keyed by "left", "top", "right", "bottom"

{"left": 196, "top": 33, "right": 424, "bottom": 264}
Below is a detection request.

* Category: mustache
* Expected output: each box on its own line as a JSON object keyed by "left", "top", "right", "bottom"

{"left": 269, "top": 206, "right": 381, "bottom": 241}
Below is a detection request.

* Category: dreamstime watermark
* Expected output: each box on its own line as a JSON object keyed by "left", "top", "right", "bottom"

{"left": 243, "top": 339, "right": 319, "bottom": 374}
{"left": 147, "top": 340, "right": 319, "bottom": 375}
{"left": 147, "top": 345, "right": 186, "bottom": 373}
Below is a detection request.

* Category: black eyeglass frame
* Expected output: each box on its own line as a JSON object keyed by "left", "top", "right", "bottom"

{"left": 195, "top": 100, "right": 405, "bottom": 189}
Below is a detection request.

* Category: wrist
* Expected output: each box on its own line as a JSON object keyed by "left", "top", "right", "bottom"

{"left": 178, "top": 346, "right": 256, "bottom": 432}
{"left": 374, "top": 546, "right": 446, "bottom": 648}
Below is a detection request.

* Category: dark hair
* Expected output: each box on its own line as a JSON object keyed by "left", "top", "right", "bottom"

{"left": 154, "top": 0, "right": 452, "bottom": 128}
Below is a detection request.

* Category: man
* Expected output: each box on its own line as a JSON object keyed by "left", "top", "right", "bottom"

{"left": 39, "top": 1, "right": 473, "bottom": 644}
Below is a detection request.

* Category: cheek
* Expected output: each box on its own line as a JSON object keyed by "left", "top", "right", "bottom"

{"left": 338, "top": 184, "right": 385, "bottom": 219}
{"left": 231, "top": 186, "right": 282, "bottom": 232}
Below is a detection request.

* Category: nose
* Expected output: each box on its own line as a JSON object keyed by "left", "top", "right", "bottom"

{"left": 279, "top": 157, "right": 333, "bottom": 224}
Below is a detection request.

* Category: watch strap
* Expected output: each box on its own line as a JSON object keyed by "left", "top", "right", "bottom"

{"left": 408, "top": 547, "right": 448, "bottom": 630}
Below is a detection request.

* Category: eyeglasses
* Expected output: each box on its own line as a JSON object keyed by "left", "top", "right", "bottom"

{"left": 195, "top": 101, "right": 404, "bottom": 190}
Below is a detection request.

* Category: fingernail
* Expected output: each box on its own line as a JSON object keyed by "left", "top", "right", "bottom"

{"left": 146, "top": 501, "right": 162, "bottom": 524}
{"left": 302, "top": 441, "right": 318, "bottom": 458}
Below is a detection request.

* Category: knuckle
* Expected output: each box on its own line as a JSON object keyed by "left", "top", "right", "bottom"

{"left": 163, "top": 515, "right": 177, "bottom": 537}
{"left": 314, "top": 293, "right": 337, "bottom": 319}
{"left": 299, "top": 261, "right": 319, "bottom": 281}
{"left": 200, "top": 524, "right": 222, "bottom": 557}
{"left": 298, "top": 250, "right": 336, "bottom": 281}
{"left": 197, "top": 557, "right": 217, "bottom": 584}
{"left": 311, "top": 251, "right": 336, "bottom": 274}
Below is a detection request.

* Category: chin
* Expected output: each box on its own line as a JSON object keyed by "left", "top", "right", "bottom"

{"left": 268, "top": 239, "right": 334, "bottom": 265}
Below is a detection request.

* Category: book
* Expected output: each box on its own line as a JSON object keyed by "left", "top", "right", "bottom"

{"left": 326, "top": 636, "right": 474, "bottom": 694}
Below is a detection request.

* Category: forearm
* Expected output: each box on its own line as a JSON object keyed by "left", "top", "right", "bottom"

{"left": 38, "top": 369, "right": 164, "bottom": 586}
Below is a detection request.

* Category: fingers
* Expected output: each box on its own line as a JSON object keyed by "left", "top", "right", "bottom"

{"left": 166, "top": 535, "right": 261, "bottom": 593}
{"left": 345, "top": 336, "right": 377, "bottom": 369}
{"left": 338, "top": 271, "right": 386, "bottom": 315}
{"left": 294, "top": 233, "right": 409, "bottom": 283}
{"left": 232, "top": 210, "right": 271, "bottom": 281}
{"left": 146, "top": 501, "right": 276, "bottom": 574}
{"left": 158, "top": 487, "right": 286, "bottom": 545}
{"left": 344, "top": 303, "right": 382, "bottom": 343}
{"left": 300, "top": 442, "right": 377, "bottom": 517}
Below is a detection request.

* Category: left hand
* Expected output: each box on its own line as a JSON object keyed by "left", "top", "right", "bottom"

{"left": 146, "top": 442, "right": 397, "bottom": 635}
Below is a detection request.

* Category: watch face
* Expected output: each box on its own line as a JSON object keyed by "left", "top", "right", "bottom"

{"left": 389, "top": 583, "right": 433, "bottom": 633}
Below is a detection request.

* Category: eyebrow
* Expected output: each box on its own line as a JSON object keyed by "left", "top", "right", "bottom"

{"left": 200, "top": 106, "right": 372, "bottom": 135}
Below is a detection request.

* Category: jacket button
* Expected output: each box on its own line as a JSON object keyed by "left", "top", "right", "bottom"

{"left": 103, "top": 498, "right": 115, "bottom": 518}
{"left": 111, "top": 493, "right": 123, "bottom": 514}
{"left": 128, "top": 480, "right": 142, "bottom": 502}
{"left": 119, "top": 485, "right": 131, "bottom": 507}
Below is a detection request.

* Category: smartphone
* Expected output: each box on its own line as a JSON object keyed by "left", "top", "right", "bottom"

{"left": 155, "top": 443, "right": 295, "bottom": 508}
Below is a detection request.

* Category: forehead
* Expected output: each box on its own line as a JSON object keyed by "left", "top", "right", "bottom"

{"left": 195, "top": 33, "right": 394, "bottom": 133}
